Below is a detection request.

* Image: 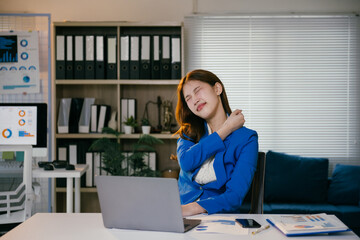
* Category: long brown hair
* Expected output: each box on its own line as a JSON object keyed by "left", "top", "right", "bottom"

{"left": 175, "top": 69, "right": 232, "bottom": 142}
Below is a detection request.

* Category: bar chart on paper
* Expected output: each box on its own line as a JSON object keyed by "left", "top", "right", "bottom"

{"left": 0, "top": 35, "right": 18, "bottom": 63}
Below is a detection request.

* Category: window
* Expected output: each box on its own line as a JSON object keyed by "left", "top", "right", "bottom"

{"left": 184, "top": 15, "right": 360, "bottom": 170}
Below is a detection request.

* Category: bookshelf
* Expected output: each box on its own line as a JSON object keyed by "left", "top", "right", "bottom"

{"left": 52, "top": 21, "right": 183, "bottom": 212}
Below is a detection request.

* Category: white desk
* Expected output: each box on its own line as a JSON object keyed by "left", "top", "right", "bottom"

{"left": 2, "top": 213, "right": 358, "bottom": 240}
{"left": 32, "top": 164, "right": 88, "bottom": 213}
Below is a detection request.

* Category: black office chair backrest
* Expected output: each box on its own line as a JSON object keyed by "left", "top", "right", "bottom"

{"left": 249, "top": 152, "right": 266, "bottom": 214}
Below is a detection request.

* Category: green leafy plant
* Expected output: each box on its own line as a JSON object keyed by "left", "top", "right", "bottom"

{"left": 89, "top": 127, "right": 163, "bottom": 177}
{"left": 123, "top": 116, "right": 138, "bottom": 128}
{"left": 141, "top": 118, "right": 150, "bottom": 126}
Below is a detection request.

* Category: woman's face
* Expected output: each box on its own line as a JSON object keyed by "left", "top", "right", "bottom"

{"left": 182, "top": 80, "right": 222, "bottom": 121}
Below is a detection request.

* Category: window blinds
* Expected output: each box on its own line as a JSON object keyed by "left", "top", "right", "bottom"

{"left": 184, "top": 15, "right": 360, "bottom": 169}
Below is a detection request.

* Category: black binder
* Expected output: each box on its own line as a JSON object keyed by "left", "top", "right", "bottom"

{"left": 171, "top": 35, "right": 181, "bottom": 79}
{"left": 140, "top": 35, "right": 151, "bottom": 79}
{"left": 74, "top": 35, "right": 85, "bottom": 79}
{"left": 56, "top": 35, "right": 65, "bottom": 79}
{"left": 151, "top": 35, "right": 160, "bottom": 79}
{"left": 106, "top": 35, "right": 117, "bottom": 79}
{"left": 68, "top": 98, "right": 84, "bottom": 133}
{"left": 65, "top": 35, "right": 74, "bottom": 79}
{"left": 130, "top": 35, "right": 140, "bottom": 79}
{"left": 95, "top": 35, "right": 105, "bottom": 79}
{"left": 120, "top": 35, "right": 130, "bottom": 79}
{"left": 160, "top": 35, "right": 171, "bottom": 79}
{"left": 85, "top": 35, "right": 95, "bottom": 79}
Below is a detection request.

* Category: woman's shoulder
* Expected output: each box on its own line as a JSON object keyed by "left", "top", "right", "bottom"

{"left": 231, "top": 126, "right": 258, "bottom": 139}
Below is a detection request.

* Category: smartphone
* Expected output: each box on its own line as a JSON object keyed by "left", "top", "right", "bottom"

{"left": 235, "top": 218, "right": 261, "bottom": 228}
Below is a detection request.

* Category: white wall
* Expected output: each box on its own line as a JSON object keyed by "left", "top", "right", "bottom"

{"left": 0, "top": 0, "right": 359, "bottom": 22}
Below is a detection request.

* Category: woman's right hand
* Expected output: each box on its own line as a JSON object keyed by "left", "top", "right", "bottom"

{"left": 217, "top": 109, "right": 245, "bottom": 140}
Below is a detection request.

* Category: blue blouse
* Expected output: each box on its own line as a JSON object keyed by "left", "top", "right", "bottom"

{"left": 177, "top": 124, "right": 258, "bottom": 214}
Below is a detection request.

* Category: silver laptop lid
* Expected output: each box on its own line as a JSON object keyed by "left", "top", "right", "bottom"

{"left": 96, "top": 176, "right": 185, "bottom": 233}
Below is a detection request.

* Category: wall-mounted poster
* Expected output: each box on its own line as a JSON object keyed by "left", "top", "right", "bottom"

{"left": 0, "top": 31, "right": 40, "bottom": 94}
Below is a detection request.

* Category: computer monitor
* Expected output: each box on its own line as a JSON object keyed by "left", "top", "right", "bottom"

{"left": 0, "top": 103, "right": 47, "bottom": 157}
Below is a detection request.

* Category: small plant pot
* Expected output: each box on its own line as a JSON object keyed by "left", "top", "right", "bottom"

{"left": 124, "top": 125, "right": 133, "bottom": 134}
{"left": 142, "top": 126, "right": 151, "bottom": 134}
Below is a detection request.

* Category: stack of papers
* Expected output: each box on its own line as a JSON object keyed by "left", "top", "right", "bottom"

{"left": 267, "top": 213, "right": 350, "bottom": 236}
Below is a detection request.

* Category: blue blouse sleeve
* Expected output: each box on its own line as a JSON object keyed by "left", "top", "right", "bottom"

{"left": 197, "top": 132, "right": 259, "bottom": 214}
{"left": 177, "top": 132, "right": 226, "bottom": 172}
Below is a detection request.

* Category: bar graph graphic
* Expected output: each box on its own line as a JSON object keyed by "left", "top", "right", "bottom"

{"left": 0, "top": 36, "right": 18, "bottom": 63}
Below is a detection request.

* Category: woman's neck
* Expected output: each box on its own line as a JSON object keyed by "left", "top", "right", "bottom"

{"left": 207, "top": 108, "right": 227, "bottom": 133}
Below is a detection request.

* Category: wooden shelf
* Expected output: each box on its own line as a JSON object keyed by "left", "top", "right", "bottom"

{"left": 55, "top": 79, "right": 179, "bottom": 85}
{"left": 55, "top": 133, "right": 177, "bottom": 139}
{"left": 54, "top": 21, "right": 182, "bottom": 27}
{"left": 55, "top": 80, "right": 118, "bottom": 85}
{"left": 118, "top": 80, "right": 180, "bottom": 85}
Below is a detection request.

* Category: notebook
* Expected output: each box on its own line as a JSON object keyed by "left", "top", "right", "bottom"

{"left": 95, "top": 175, "right": 201, "bottom": 233}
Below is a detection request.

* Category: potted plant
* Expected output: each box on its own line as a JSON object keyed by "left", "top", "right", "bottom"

{"left": 141, "top": 118, "right": 151, "bottom": 134}
{"left": 89, "top": 127, "right": 163, "bottom": 177}
{"left": 123, "top": 116, "right": 137, "bottom": 134}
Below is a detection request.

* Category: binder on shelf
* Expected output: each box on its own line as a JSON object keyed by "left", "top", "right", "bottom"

{"left": 160, "top": 36, "right": 171, "bottom": 79}
{"left": 120, "top": 99, "right": 128, "bottom": 133}
{"left": 120, "top": 35, "right": 130, "bottom": 79}
{"left": 58, "top": 147, "right": 67, "bottom": 161}
{"left": 79, "top": 98, "right": 96, "bottom": 133}
{"left": 151, "top": 35, "right": 160, "bottom": 79}
{"left": 85, "top": 152, "right": 93, "bottom": 187}
{"left": 100, "top": 152, "right": 107, "bottom": 176}
{"left": 128, "top": 99, "right": 136, "bottom": 121}
{"left": 127, "top": 152, "right": 134, "bottom": 176}
{"left": 74, "top": 35, "right": 85, "bottom": 79}
{"left": 65, "top": 35, "right": 74, "bottom": 79}
{"left": 122, "top": 153, "right": 128, "bottom": 176}
{"left": 120, "top": 98, "right": 136, "bottom": 133}
{"left": 93, "top": 152, "right": 101, "bottom": 187}
{"left": 143, "top": 152, "right": 156, "bottom": 172}
{"left": 97, "top": 105, "right": 111, "bottom": 133}
{"left": 68, "top": 98, "right": 84, "bottom": 133}
{"left": 85, "top": 35, "right": 95, "bottom": 79}
{"left": 57, "top": 98, "right": 72, "bottom": 133}
{"left": 90, "top": 104, "right": 101, "bottom": 133}
{"left": 69, "top": 144, "right": 77, "bottom": 166}
{"left": 56, "top": 35, "right": 65, "bottom": 79}
{"left": 130, "top": 36, "right": 140, "bottom": 79}
{"left": 171, "top": 36, "right": 181, "bottom": 79}
{"left": 95, "top": 35, "right": 105, "bottom": 79}
{"left": 140, "top": 35, "right": 151, "bottom": 79}
{"left": 106, "top": 35, "right": 117, "bottom": 79}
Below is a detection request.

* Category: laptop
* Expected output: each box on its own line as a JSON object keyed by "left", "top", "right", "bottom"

{"left": 96, "top": 175, "right": 201, "bottom": 233}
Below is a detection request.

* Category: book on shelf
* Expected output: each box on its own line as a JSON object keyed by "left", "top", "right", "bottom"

{"left": 266, "top": 213, "right": 350, "bottom": 236}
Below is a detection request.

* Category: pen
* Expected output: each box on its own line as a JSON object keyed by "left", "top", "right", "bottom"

{"left": 251, "top": 224, "right": 270, "bottom": 235}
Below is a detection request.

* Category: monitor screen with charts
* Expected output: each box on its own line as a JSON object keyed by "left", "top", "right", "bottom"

{"left": 0, "top": 105, "right": 37, "bottom": 145}
{"left": 0, "top": 104, "right": 47, "bottom": 153}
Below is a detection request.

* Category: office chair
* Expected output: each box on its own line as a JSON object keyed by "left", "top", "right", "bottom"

{"left": 249, "top": 152, "right": 266, "bottom": 214}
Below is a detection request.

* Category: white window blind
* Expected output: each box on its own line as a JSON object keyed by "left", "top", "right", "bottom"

{"left": 184, "top": 15, "right": 360, "bottom": 170}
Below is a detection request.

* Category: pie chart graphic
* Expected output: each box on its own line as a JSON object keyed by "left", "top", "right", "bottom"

{"left": 19, "top": 119, "right": 26, "bottom": 126}
{"left": 2, "top": 129, "right": 12, "bottom": 138}
{"left": 19, "top": 110, "right": 25, "bottom": 117}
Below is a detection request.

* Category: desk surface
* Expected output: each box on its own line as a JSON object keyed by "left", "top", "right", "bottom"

{"left": 2, "top": 213, "right": 358, "bottom": 240}
{"left": 32, "top": 164, "right": 88, "bottom": 178}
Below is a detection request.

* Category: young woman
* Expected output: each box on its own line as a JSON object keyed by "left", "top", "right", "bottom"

{"left": 175, "top": 69, "right": 258, "bottom": 217}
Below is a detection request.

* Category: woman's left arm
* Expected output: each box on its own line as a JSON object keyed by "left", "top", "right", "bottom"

{"left": 197, "top": 133, "right": 259, "bottom": 214}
